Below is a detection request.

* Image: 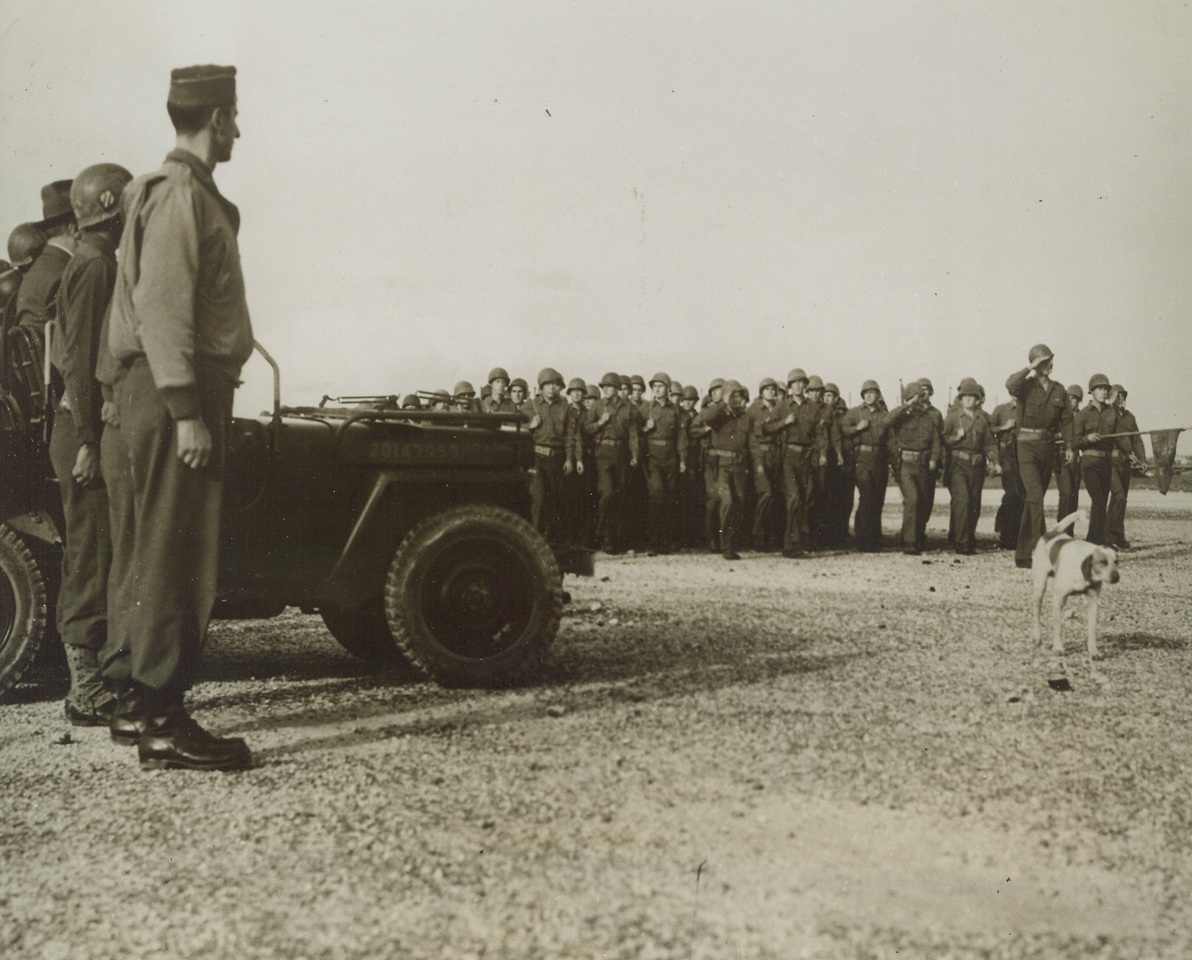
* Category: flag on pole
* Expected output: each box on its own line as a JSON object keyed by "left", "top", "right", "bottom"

{"left": 1150, "top": 429, "right": 1183, "bottom": 495}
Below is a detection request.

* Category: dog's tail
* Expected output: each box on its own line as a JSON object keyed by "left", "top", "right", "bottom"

{"left": 1044, "top": 509, "right": 1087, "bottom": 540}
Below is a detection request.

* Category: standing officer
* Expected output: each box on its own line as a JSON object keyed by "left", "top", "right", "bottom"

{"left": 700, "top": 380, "right": 757, "bottom": 560}
{"left": 17, "top": 181, "right": 77, "bottom": 329}
{"left": 916, "top": 378, "right": 945, "bottom": 536}
{"left": 887, "top": 381, "right": 942, "bottom": 555}
{"left": 747, "top": 377, "right": 784, "bottom": 551}
{"left": 942, "top": 378, "right": 998, "bottom": 555}
{"left": 640, "top": 372, "right": 687, "bottom": 553}
{"left": 1056, "top": 384, "right": 1084, "bottom": 519}
{"left": 989, "top": 398, "right": 1023, "bottom": 549}
{"left": 1005, "top": 344, "right": 1074, "bottom": 568}
{"left": 102, "top": 65, "right": 253, "bottom": 771}
{"left": 770, "top": 368, "right": 825, "bottom": 558}
{"left": 1107, "top": 384, "right": 1144, "bottom": 550}
{"left": 1073, "top": 373, "right": 1116, "bottom": 545}
{"left": 840, "top": 380, "right": 889, "bottom": 551}
{"left": 49, "top": 163, "right": 133, "bottom": 725}
{"left": 585, "top": 371, "right": 640, "bottom": 553}
{"left": 523, "top": 368, "right": 580, "bottom": 540}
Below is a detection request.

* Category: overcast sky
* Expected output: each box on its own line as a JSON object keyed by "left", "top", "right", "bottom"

{"left": 2, "top": 1, "right": 1189, "bottom": 439}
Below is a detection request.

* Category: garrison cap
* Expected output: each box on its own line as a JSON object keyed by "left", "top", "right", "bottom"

{"left": 600, "top": 372, "right": 621, "bottom": 389}
{"left": 168, "top": 64, "right": 237, "bottom": 108}
{"left": 861, "top": 379, "right": 880, "bottom": 394}
{"left": 453, "top": 380, "right": 476, "bottom": 397}
{"left": 806, "top": 375, "right": 824, "bottom": 391}
{"left": 758, "top": 377, "right": 778, "bottom": 393}
{"left": 487, "top": 367, "right": 510, "bottom": 383}
{"left": 7, "top": 222, "right": 46, "bottom": 268}
{"left": 682, "top": 385, "right": 699, "bottom": 401}
{"left": 567, "top": 377, "right": 586, "bottom": 393}
{"left": 37, "top": 180, "right": 74, "bottom": 226}
{"left": 1088, "top": 373, "right": 1111, "bottom": 391}
{"left": 1067, "top": 383, "right": 1084, "bottom": 400}
{"left": 824, "top": 382, "right": 840, "bottom": 396}
{"left": 708, "top": 377, "right": 725, "bottom": 392}
{"left": 537, "top": 367, "right": 564, "bottom": 387}
{"left": 509, "top": 377, "right": 529, "bottom": 392}
{"left": 786, "top": 367, "right": 808, "bottom": 385}
{"left": 649, "top": 372, "right": 671, "bottom": 388}
{"left": 956, "top": 377, "right": 980, "bottom": 397}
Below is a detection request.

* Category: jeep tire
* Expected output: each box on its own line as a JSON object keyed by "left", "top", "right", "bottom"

{"left": 384, "top": 505, "right": 562, "bottom": 687}
{"left": 0, "top": 524, "right": 48, "bottom": 701}
{"left": 321, "top": 597, "right": 405, "bottom": 663}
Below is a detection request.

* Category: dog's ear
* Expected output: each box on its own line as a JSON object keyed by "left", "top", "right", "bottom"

{"left": 1081, "top": 553, "right": 1095, "bottom": 584}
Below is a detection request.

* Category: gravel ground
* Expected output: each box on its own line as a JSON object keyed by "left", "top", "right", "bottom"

{"left": 3, "top": 489, "right": 1191, "bottom": 960}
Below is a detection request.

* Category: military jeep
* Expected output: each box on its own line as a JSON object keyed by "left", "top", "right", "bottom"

{"left": 0, "top": 343, "right": 593, "bottom": 699}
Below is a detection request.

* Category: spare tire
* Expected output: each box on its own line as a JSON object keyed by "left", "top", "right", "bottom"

{"left": 0, "top": 524, "right": 48, "bottom": 702}
{"left": 384, "top": 505, "right": 562, "bottom": 687}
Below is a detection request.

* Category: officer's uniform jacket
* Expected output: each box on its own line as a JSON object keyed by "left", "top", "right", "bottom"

{"left": 888, "top": 401, "right": 942, "bottom": 463}
{"left": 108, "top": 149, "right": 253, "bottom": 420}
{"left": 584, "top": 395, "right": 640, "bottom": 461}
{"left": 521, "top": 394, "right": 580, "bottom": 464}
{"left": 1074, "top": 400, "right": 1120, "bottom": 466}
{"left": 747, "top": 397, "right": 783, "bottom": 462}
{"left": 482, "top": 395, "right": 517, "bottom": 414}
{"left": 1005, "top": 369, "right": 1074, "bottom": 450}
{"left": 840, "top": 404, "right": 889, "bottom": 463}
{"left": 942, "top": 407, "right": 997, "bottom": 464}
{"left": 52, "top": 233, "right": 117, "bottom": 444}
{"left": 767, "top": 396, "right": 826, "bottom": 461}
{"left": 640, "top": 398, "right": 688, "bottom": 469}
{"left": 700, "top": 400, "right": 760, "bottom": 465}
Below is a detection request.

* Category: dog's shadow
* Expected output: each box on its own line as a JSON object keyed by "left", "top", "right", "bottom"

{"left": 1098, "top": 632, "right": 1187, "bottom": 659}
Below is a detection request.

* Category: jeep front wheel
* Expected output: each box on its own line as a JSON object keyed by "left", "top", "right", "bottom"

{"left": 321, "top": 598, "right": 408, "bottom": 664}
{"left": 384, "top": 505, "right": 562, "bottom": 687}
{"left": 0, "top": 524, "right": 48, "bottom": 702}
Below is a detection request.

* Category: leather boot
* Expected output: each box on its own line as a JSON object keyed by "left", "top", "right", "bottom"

{"left": 108, "top": 682, "right": 150, "bottom": 746}
{"left": 137, "top": 698, "right": 252, "bottom": 772}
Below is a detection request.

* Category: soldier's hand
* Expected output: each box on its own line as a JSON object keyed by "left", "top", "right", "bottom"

{"left": 176, "top": 417, "right": 213, "bottom": 469}
{"left": 72, "top": 442, "right": 101, "bottom": 486}
{"left": 928, "top": 459, "right": 937, "bottom": 472}
{"left": 528, "top": 415, "right": 542, "bottom": 430}
{"left": 644, "top": 418, "right": 654, "bottom": 431}
{"left": 599, "top": 412, "right": 611, "bottom": 425}
{"left": 576, "top": 460, "right": 585, "bottom": 475}
{"left": 956, "top": 427, "right": 966, "bottom": 439}
{"left": 857, "top": 419, "right": 868, "bottom": 431}
{"left": 101, "top": 400, "right": 120, "bottom": 428}
{"left": 818, "top": 454, "right": 827, "bottom": 467}
{"left": 679, "top": 463, "right": 686, "bottom": 474}
{"left": 564, "top": 460, "right": 574, "bottom": 476}
{"left": 1065, "top": 449, "right": 1074, "bottom": 465}
{"left": 784, "top": 413, "right": 795, "bottom": 425}
{"left": 629, "top": 457, "right": 637, "bottom": 468}
{"left": 1087, "top": 432, "right": 1100, "bottom": 443}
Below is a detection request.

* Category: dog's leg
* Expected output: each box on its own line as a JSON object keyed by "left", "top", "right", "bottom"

{"left": 1032, "top": 569, "right": 1048, "bottom": 648}
{"left": 1087, "top": 585, "right": 1109, "bottom": 684}
{"left": 1050, "top": 586, "right": 1068, "bottom": 676}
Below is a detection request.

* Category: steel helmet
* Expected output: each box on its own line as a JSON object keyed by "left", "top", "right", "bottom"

{"left": 917, "top": 377, "right": 934, "bottom": 395}
{"left": 957, "top": 377, "right": 980, "bottom": 397}
{"left": 618, "top": 375, "right": 633, "bottom": 389}
{"left": 860, "top": 379, "right": 880, "bottom": 394}
{"left": 649, "top": 371, "right": 671, "bottom": 387}
{"left": 902, "top": 382, "right": 919, "bottom": 402}
{"left": 567, "top": 377, "right": 586, "bottom": 393}
{"left": 682, "top": 385, "right": 699, "bottom": 401}
{"left": 758, "top": 377, "right": 778, "bottom": 393}
{"left": 537, "top": 367, "right": 564, "bottom": 387}
{"left": 509, "top": 377, "right": 529, "bottom": 393}
{"left": 806, "top": 375, "right": 824, "bottom": 391}
{"left": 70, "top": 163, "right": 133, "bottom": 229}
{"left": 722, "top": 379, "right": 746, "bottom": 397}
{"left": 1028, "top": 343, "right": 1054, "bottom": 366}
{"left": 585, "top": 383, "right": 600, "bottom": 400}
{"left": 786, "top": 367, "right": 808, "bottom": 385}
{"left": 1088, "top": 373, "right": 1111, "bottom": 391}
{"left": 599, "top": 371, "right": 620, "bottom": 388}
{"left": 1067, "top": 383, "right": 1084, "bottom": 401}
{"left": 824, "top": 382, "right": 840, "bottom": 396}
{"left": 487, "top": 367, "right": 510, "bottom": 384}
{"left": 453, "top": 380, "right": 476, "bottom": 397}
{"left": 7, "top": 222, "right": 46, "bottom": 268}
{"left": 1111, "top": 383, "right": 1126, "bottom": 398}
{"left": 400, "top": 394, "right": 422, "bottom": 410}
{"left": 668, "top": 380, "right": 683, "bottom": 396}
{"left": 708, "top": 377, "right": 725, "bottom": 393}
{"left": 630, "top": 374, "right": 646, "bottom": 389}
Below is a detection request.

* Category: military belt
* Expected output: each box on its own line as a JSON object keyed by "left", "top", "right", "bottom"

{"left": 1017, "top": 427, "right": 1050, "bottom": 439}
{"left": 534, "top": 444, "right": 563, "bottom": 458}
{"left": 858, "top": 444, "right": 878, "bottom": 453}
{"left": 951, "top": 450, "right": 984, "bottom": 462}
{"left": 787, "top": 442, "right": 809, "bottom": 453}
{"left": 648, "top": 438, "right": 673, "bottom": 447}
{"left": 709, "top": 449, "right": 741, "bottom": 463}
{"left": 597, "top": 437, "right": 623, "bottom": 445}
{"left": 1081, "top": 449, "right": 1108, "bottom": 458}
{"left": 900, "top": 449, "right": 928, "bottom": 461}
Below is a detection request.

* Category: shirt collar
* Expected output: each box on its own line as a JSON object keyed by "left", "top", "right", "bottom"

{"left": 165, "top": 148, "right": 217, "bottom": 189}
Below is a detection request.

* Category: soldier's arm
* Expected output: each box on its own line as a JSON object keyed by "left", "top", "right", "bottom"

{"left": 626, "top": 407, "right": 641, "bottom": 461}
{"left": 1005, "top": 367, "right": 1031, "bottom": 399}
{"left": 1058, "top": 388, "right": 1075, "bottom": 450}
{"left": 677, "top": 409, "right": 689, "bottom": 470}
{"left": 60, "top": 256, "right": 117, "bottom": 444}
{"left": 941, "top": 412, "right": 963, "bottom": 448}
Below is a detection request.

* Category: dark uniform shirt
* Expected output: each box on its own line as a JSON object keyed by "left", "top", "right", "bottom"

{"left": 522, "top": 394, "right": 580, "bottom": 462}
{"left": 840, "top": 403, "right": 889, "bottom": 455}
{"left": 53, "top": 233, "right": 117, "bottom": 445}
{"left": 700, "top": 400, "right": 760, "bottom": 460}
{"left": 1074, "top": 401, "right": 1119, "bottom": 453}
{"left": 888, "top": 402, "right": 942, "bottom": 460}
{"left": 1115, "top": 408, "right": 1146, "bottom": 461}
{"left": 641, "top": 398, "right": 689, "bottom": 468}
{"left": 747, "top": 397, "right": 784, "bottom": 454}
{"left": 768, "top": 396, "right": 826, "bottom": 457}
{"left": 16, "top": 241, "right": 72, "bottom": 328}
{"left": 584, "top": 395, "right": 641, "bottom": 461}
{"left": 1005, "top": 369, "right": 1074, "bottom": 447}
{"left": 942, "top": 407, "right": 997, "bottom": 460}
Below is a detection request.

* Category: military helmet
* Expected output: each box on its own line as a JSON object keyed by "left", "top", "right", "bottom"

{"left": 1088, "top": 373, "right": 1111, "bottom": 391}
{"left": 585, "top": 383, "right": 600, "bottom": 400}
{"left": 480, "top": 384, "right": 491, "bottom": 399}
{"left": 758, "top": 377, "right": 778, "bottom": 393}
{"left": 567, "top": 377, "right": 586, "bottom": 393}
{"left": 1028, "top": 343, "right": 1054, "bottom": 366}
{"left": 668, "top": 380, "right": 683, "bottom": 396}
{"left": 649, "top": 371, "right": 671, "bottom": 388}
{"left": 453, "top": 380, "right": 476, "bottom": 397}
{"left": 432, "top": 388, "right": 451, "bottom": 401}
{"left": 824, "top": 382, "right": 840, "bottom": 396}
{"left": 7, "top": 222, "right": 46, "bottom": 268}
{"left": 860, "top": 379, "right": 880, "bottom": 394}
{"left": 487, "top": 366, "right": 510, "bottom": 384}
{"left": 956, "top": 377, "right": 980, "bottom": 398}
{"left": 722, "top": 379, "right": 746, "bottom": 397}
{"left": 509, "top": 377, "right": 529, "bottom": 393}
{"left": 786, "top": 367, "right": 808, "bottom": 385}
{"left": 918, "top": 377, "right": 934, "bottom": 395}
{"left": 977, "top": 385, "right": 986, "bottom": 402}
{"left": 628, "top": 373, "right": 644, "bottom": 388}
{"left": 599, "top": 371, "right": 620, "bottom": 388}
{"left": 71, "top": 163, "right": 133, "bottom": 229}
{"left": 806, "top": 375, "right": 824, "bottom": 391}
{"left": 537, "top": 367, "right": 564, "bottom": 387}
{"left": 618, "top": 375, "right": 633, "bottom": 389}
{"left": 708, "top": 377, "right": 725, "bottom": 393}
{"left": 682, "top": 385, "right": 699, "bottom": 401}
{"left": 902, "top": 382, "right": 919, "bottom": 402}
{"left": 1111, "top": 384, "right": 1126, "bottom": 398}
{"left": 1067, "top": 383, "right": 1084, "bottom": 401}
{"left": 400, "top": 394, "right": 422, "bottom": 410}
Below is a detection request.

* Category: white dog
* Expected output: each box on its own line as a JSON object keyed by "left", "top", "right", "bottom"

{"left": 1031, "top": 509, "right": 1120, "bottom": 683}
